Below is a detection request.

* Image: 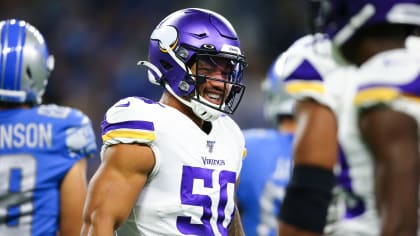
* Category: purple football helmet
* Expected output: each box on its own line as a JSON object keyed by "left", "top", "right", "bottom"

{"left": 0, "top": 19, "right": 54, "bottom": 104}
{"left": 310, "top": 0, "right": 420, "bottom": 46}
{"left": 138, "top": 8, "right": 247, "bottom": 121}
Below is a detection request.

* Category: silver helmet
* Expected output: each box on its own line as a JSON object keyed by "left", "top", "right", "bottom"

{"left": 262, "top": 54, "right": 295, "bottom": 125}
{"left": 0, "top": 19, "right": 54, "bottom": 105}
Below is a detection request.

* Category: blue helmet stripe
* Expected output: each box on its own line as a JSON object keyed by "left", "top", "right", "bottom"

{"left": 3, "top": 21, "right": 25, "bottom": 91}
{"left": 16, "top": 23, "right": 26, "bottom": 91}
{"left": 1, "top": 21, "right": 16, "bottom": 90}
{"left": 0, "top": 22, "right": 6, "bottom": 89}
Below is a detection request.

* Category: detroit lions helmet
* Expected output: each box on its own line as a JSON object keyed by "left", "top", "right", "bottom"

{"left": 310, "top": 0, "right": 420, "bottom": 46}
{"left": 0, "top": 19, "right": 54, "bottom": 105}
{"left": 138, "top": 8, "right": 247, "bottom": 121}
{"left": 261, "top": 55, "right": 295, "bottom": 125}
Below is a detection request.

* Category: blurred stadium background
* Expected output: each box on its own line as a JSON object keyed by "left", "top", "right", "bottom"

{"left": 0, "top": 0, "right": 308, "bottom": 177}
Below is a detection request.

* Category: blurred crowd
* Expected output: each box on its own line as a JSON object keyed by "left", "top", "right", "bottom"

{"left": 0, "top": 0, "right": 307, "bottom": 176}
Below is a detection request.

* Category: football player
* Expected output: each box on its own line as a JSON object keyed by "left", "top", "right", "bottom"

{"left": 329, "top": 0, "right": 420, "bottom": 235}
{"left": 81, "top": 8, "right": 248, "bottom": 236}
{"left": 278, "top": 0, "right": 420, "bottom": 235}
{"left": 0, "top": 19, "right": 97, "bottom": 236}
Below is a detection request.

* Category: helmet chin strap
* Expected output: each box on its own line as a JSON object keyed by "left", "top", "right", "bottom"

{"left": 191, "top": 94, "right": 224, "bottom": 122}
{"left": 164, "top": 83, "right": 222, "bottom": 122}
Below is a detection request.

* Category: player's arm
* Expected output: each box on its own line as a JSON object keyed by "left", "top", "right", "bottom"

{"left": 81, "top": 143, "right": 155, "bottom": 236}
{"left": 229, "top": 177, "right": 245, "bottom": 236}
{"left": 278, "top": 100, "right": 337, "bottom": 236}
{"left": 59, "top": 158, "right": 87, "bottom": 236}
{"left": 229, "top": 204, "right": 245, "bottom": 236}
{"left": 359, "top": 107, "right": 420, "bottom": 236}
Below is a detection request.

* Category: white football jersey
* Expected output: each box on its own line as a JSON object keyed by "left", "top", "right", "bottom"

{"left": 101, "top": 96, "right": 245, "bottom": 236}
{"left": 330, "top": 43, "right": 420, "bottom": 236}
{"left": 332, "top": 67, "right": 379, "bottom": 236}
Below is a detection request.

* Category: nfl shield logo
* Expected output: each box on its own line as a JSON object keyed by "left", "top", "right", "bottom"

{"left": 207, "top": 140, "right": 216, "bottom": 153}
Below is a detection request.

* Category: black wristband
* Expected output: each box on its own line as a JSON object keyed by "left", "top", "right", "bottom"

{"left": 279, "top": 165, "right": 335, "bottom": 233}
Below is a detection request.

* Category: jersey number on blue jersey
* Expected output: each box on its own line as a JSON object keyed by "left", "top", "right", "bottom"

{"left": 177, "top": 166, "right": 236, "bottom": 236}
{"left": 0, "top": 154, "right": 35, "bottom": 234}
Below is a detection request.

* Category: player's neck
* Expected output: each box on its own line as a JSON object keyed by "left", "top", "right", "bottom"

{"left": 278, "top": 120, "right": 296, "bottom": 134}
{"left": 0, "top": 102, "right": 32, "bottom": 110}
{"left": 357, "top": 38, "right": 405, "bottom": 65}
{"left": 159, "top": 91, "right": 204, "bottom": 128}
{"left": 344, "top": 24, "right": 407, "bottom": 66}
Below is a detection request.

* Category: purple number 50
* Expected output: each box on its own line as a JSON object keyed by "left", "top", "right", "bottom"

{"left": 176, "top": 166, "right": 236, "bottom": 236}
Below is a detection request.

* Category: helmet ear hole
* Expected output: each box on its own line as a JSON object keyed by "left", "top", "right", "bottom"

{"left": 159, "top": 60, "right": 173, "bottom": 70}
{"left": 26, "top": 67, "right": 33, "bottom": 80}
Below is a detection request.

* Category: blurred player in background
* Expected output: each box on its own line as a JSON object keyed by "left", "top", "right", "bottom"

{"left": 278, "top": 0, "right": 420, "bottom": 235}
{"left": 81, "top": 8, "right": 248, "bottom": 236}
{"left": 276, "top": 32, "right": 343, "bottom": 236}
{"left": 0, "top": 19, "right": 97, "bottom": 236}
{"left": 237, "top": 56, "right": 295, "bottom": 236}
{"left": 274, "top": 34, "right": 350, "bottom": 236}
{"left": 322, "top": 0, "right": 420, "bottom": 235}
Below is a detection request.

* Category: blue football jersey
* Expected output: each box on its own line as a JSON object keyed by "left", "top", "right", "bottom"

{"left": 0, "top": 104, "right": 97, "bottom": 236}
{"left": 237, "top": 128, "right": 293, "bottom": 236}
